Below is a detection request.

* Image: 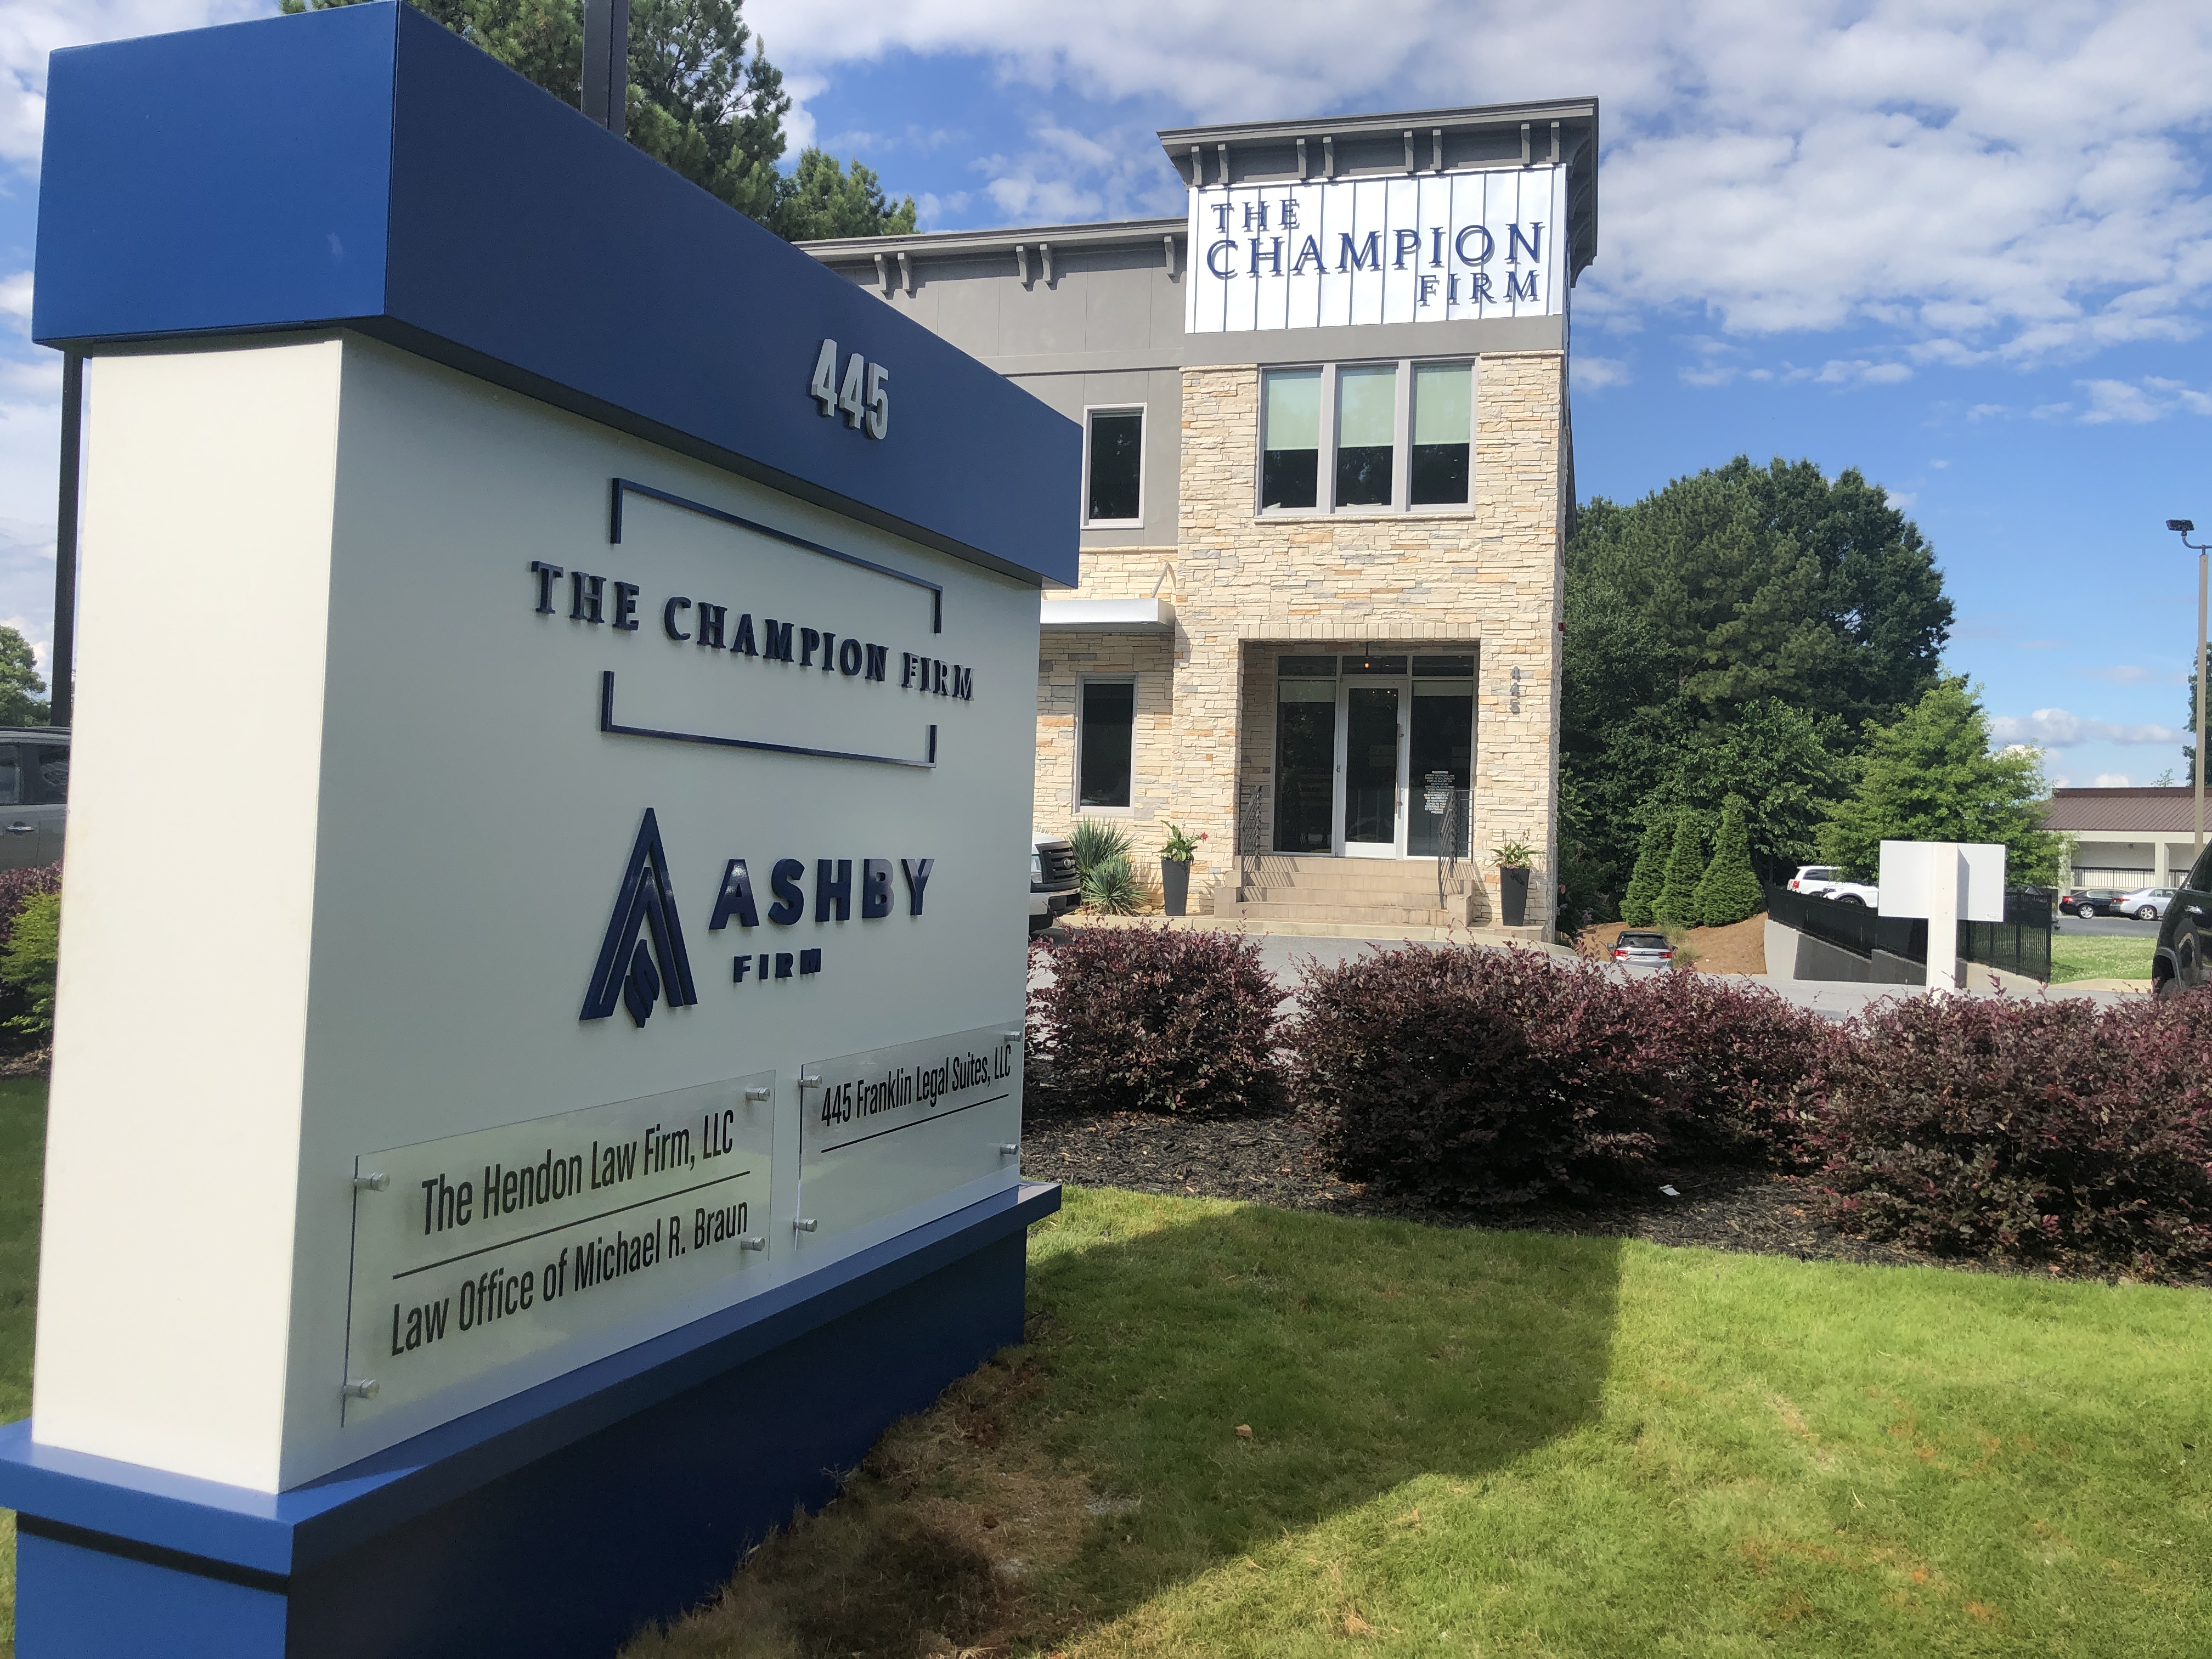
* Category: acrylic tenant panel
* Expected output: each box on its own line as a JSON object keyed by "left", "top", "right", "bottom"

{"left": 1223, "top": 191, "right": 1261, "bottom": 335}
{"left": 1283, "top": 182, "right": 1327, "bottom": 330}
{"left": 1314, "top": 181, "right": 1353, "bottom": 330}
{"left": 1380, "top": 176, "right": 1421, "bottom": 325}
{"left": 1347, "top": 179, "right": 1390, "bottom": 328}
{"left": 1249, "top": 189, "right": 1290, "bottom": 334}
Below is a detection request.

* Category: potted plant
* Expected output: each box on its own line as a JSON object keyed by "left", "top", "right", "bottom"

{"left": 1159, "top": 822, "right": 1204, "bottom": 917}
{"left": 1493, "top": 840, "right": 1536, "bottom": 927}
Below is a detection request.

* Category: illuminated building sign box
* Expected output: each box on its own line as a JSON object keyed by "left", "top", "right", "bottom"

{"left": 1185, "top": 169, "right": 1568, "bottom": 332}
{"left": 0, "top": 7, "right": 1073, "bottom": 1656}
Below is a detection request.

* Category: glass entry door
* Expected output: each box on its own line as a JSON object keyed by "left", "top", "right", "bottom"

{"left": 1340, "top": 682, "right": 1405, "bottom": 857}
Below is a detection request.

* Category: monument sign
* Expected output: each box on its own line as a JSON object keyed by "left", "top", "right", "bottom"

{"left": 0, "top": 6, "right": 1074, "bottom": 1654}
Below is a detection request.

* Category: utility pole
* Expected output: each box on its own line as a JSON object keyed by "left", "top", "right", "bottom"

{"left": 2169, "top": 518, "right": 2208, "bottom": 862}
{"left": 580, "top": 0, "right": 631, "bottom": 134}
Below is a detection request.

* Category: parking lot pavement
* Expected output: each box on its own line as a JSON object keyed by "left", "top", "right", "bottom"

{"left": 2056, "top": 915, "right": 2160, "bottom": 938}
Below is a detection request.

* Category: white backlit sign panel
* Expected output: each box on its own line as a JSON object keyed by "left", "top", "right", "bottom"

{"left": 1185, "top": 167, "right": 1568, "bottom": 334}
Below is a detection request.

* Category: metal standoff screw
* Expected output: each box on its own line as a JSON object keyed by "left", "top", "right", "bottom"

{"left": 743, "top": 1086, "right": 772, "bottom": 1102}
{"left": 737, "top": 1234, "right": 767, "bottom": 1251}
{"left": 351, "top": 1172, "right": 389, "bottom": 1192}
{"left": 793, "top": 1217, "right": 818, "bottom": 1233}
{"left": 342, "top": 1379, "right": 379, "bottom": 1401}
{"left": 998, "top": 1142, "right": 1020, "bottom": 1156}
{"left": 797, "top": 1073, "right": 823, "bottom": 1088}
{"left": 1000, "top": 1030, "right": 1022, "bottom": 1041}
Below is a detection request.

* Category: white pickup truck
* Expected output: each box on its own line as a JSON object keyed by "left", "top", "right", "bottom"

{"left": 1030, "top": 835, "right": 1081, "bottom": 934}
{"left": 1790, "top": 864, "right": 1878, "bottom": 907}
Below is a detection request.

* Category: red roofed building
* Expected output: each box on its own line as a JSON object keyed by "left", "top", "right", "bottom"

{"left": 2042, "top": 786, "right": 2209, "bottom": 890}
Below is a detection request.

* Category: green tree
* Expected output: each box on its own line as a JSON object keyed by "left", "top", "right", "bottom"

{"left": 0, "top": 627, "right": 48, "bottom": 727}
{"left": 2184, "top": 668, "right": 2199, "bottom": 786}
{"left": 280, "top": 0, "right": 913, "bottom": 238}
{"left": 1619, "top": 812, "right": 1670, "bottom": 926}
{"left": 1693, "top": 795, "right": 1765, "bottom": 927}
{"left": 1654, "top": 811, "right": 1705, "bottom": 927}
{"left": 1819, "top": 677, "right": 2068, "bottom": 886}
{"left": 1562, "top": 457, "right": 1950, "bottom": 894}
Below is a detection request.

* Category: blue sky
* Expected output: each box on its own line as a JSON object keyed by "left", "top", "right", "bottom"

{"left": 2, "top": 1, "right": 2208, "bottom": 786}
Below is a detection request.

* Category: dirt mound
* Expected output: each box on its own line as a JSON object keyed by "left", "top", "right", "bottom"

{"left": 1578, "top": 915, "right": 1767, "bottom": 977}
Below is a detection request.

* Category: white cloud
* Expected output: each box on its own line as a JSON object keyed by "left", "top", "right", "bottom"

{"left": 1814, "top": 358, "right": 1913, "bottom": 387}
{"left": 2078, "top": 374, "right": 2212, "bottom": 422}
{"left": 1989, "top": 707, "right": 2183, "bottom": 746}
{"left": 1571, "top": 354, "right": 1632, "bottom": 390}
{"left": 754, "top": 0, "right": 2212, "bottom": 365}
{"left": 2092, "top": 772, "right": 2134, "bottom": 786}
{"left": 1884, "top": 488, "right": 1916, "bottom": 510}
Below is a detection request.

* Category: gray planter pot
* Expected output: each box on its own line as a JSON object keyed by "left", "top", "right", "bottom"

{"left": 1499, "top": 864, "right": 1530, "bottom": 927}
{"left": 1161, "top": 858, "right": 1190, "bottom": 916}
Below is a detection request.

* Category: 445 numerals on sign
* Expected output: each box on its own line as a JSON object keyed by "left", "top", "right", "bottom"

{"left": 810, "top": 339, "right": 889, "bottom": 440}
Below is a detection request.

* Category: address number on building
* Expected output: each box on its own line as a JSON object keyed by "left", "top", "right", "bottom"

{"left": 810, "top": 338, "right": 889, "bottom": 439}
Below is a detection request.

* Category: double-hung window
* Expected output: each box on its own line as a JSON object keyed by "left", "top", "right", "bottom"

{"left": 1259, "top": 360, "right": 1472, "bottom": 514}
{"left": 1084, "top": 408, "right": 1144, "bottom": 526}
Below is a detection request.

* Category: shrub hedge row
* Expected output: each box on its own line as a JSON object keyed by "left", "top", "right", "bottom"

{"left": 1023, "top": 927, "right": 2212, "bottom": 1279}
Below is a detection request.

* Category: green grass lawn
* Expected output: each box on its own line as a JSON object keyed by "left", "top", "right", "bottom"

{"left": 2050, "top": 934, "right": 2157, "bottom": 983}
{"left": 0, "top": 1077, "right": 43, "bottom": 1655}
{"left": 1016, "top": 1189, "right": 2212, "bottom": 1657}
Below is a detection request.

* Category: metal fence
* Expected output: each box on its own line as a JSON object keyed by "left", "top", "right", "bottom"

{"left": 1765, "top": 884, "right": 2054, "bottom": 983}
{"left": 1961, "top": 887, "right": 2055, "bottom": 984}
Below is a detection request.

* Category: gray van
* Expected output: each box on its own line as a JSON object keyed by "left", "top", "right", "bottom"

{"left": 0, "top": 729, "right": 68, "bottom": 869}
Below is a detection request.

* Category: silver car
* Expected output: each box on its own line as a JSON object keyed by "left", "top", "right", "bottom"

{"left": 0, "top": 727, "right": 66, "bottom": 870}
{"left": 2119, "top": 886, "right": 2176, "bottom": 921}
{"left": 1610, "top": 929, "right": 1675, "bottom": 970}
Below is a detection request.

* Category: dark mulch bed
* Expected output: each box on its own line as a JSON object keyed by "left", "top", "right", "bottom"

{"left": 1019, "top": 1099, "right": 2185, "bottom": 1285}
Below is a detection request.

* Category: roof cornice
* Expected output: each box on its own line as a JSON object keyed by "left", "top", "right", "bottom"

{"left": 802, "top": 217, "right": 1187, "bottom": 262}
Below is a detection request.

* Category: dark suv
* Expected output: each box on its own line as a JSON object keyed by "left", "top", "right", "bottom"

{"left": 2153, "top": 844, "right": 2212, "bottom": 996}
{"left": 0, "top": 728, "right": 67, "bottom": 870}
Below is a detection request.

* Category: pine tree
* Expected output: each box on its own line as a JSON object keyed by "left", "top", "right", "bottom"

{"left": 1620, "top": 813, "right": 1670, "bottom": 925}
{"left": 1654, "top": 810, "right": 1705, "bottom": 927}
{"left": 1694, "top": 795, "right": 1765, "bottom": 927}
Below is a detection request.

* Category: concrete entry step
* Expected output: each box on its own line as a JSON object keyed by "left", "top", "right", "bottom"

{"left": 1230, "top": 901, "right": 1465, "bottom": 927}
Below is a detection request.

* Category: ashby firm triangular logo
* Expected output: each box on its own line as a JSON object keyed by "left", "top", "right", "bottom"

{"left": 580, "top": 808, "right": 699, "bottom": 1026}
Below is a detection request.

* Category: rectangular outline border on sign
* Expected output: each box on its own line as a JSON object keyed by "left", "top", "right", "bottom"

{"left": 600, "top": 476, "right": 945, "bottom": 768}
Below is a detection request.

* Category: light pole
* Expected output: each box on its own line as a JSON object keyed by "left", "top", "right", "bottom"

{"left": 2169, "top": 518, "right": 2208, "bottom": 862}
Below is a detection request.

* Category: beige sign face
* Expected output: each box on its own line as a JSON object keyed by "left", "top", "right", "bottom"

{"left": 797, "top": 1025, "right": 1022, "bottom": 1242}
{"left": 342, "top": 1075, "right": 775, "bottom": 1425}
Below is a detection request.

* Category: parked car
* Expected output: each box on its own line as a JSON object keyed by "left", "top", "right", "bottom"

{"left": 1790, "top": 864, "right": 1877, "bottom": 906}
{"left": 1030, "top": 835, "right": 1080, "bottom": 934}
{"left": 2061, "top": 888, "right": 2127, "bottom": 917}
{"left": 2118, "top": 886, "right": 2176, "bottom": 921}
{"left": 0, "top": 727, "right": 66, "bottom": 871}
{"left": 2152, "top": 849, "right": 2212, "bottom": 996}
{"left": 1611, "top": 929, "right": 1675, "bottom": 969}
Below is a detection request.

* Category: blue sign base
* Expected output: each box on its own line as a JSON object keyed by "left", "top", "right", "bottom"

{"left": 1, "top": 1183, "right": 1059, "bottom": 1658}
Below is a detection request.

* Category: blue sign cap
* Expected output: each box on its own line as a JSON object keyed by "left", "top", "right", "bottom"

{"left": 34, "top": 2, "right": 1077, "bottom": 587}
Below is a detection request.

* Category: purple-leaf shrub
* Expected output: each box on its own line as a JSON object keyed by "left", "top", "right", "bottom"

{"left": 1811, "top": 992, "right": 2212, "bottom": 1279}
{"left": 1285, "top": 946, "right": 1835, "bottom": 1206}
{"left": 1026, "top": 926, "right": 1283, "bottom": 1118}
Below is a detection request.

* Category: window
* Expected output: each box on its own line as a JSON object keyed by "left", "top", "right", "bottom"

{"left": 1085, "top": 408, "right": 1143, "bottom": 524}
{"left": 1261, "top": 369, "right": 1320, "bottom": 509}
{"left": 1410, "top": 364, "right": 1471, "bottom": 505}
{"left": 1334, "top": 364, "right": 1397, "bottom": 506}
{"left": 1077, "top": 679, "right": 1135, "bottom": 809}
{"left": 1274, "top": 662, "right": 1335, "bottom": 853}
{"left": 24, "top": 746, "right": 65, "bottom": 804}
{"left": 1260, "top": 360, "right": 1474, "bottom": 515}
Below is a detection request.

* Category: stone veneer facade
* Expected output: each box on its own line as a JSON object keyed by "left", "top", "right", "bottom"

{"left": 1036, "top": 351, "right": 1566, "bottom": 926}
